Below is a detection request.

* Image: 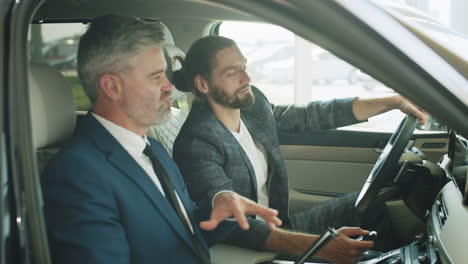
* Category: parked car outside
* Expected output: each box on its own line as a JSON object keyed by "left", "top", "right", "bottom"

{"left": 41, "top": 36, "right": 79, "bottom": 71}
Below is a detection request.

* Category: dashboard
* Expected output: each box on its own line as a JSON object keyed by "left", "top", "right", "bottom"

{"left": 361, "top": 131, "right": 468, "bottom": 264}
{"left": 368, "top": 181, "right": 468, "bottom": 264}
{"left": 271, "top": 131, "right": 468, "bottom": 264}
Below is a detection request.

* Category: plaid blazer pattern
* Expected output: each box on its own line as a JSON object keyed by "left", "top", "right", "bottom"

{"left": 173, "top": 86, "right": 359, "bottom": 247}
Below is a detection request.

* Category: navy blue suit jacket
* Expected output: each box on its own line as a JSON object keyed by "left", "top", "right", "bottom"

{"left": 42, "top": 113, "right": 232, "bottom": 264}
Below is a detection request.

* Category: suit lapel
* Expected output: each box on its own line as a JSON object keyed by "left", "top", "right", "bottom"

{"left": 147, "top": 141, "right": 210, "bottom": 252}
{"left": 242, "top": 112, "right": 274, "bottom": 155}
{"left": 191, "top": 103, "right": 259, "bottom": 194}
{"left": 242, "top": 106, "right": 277, "bottom": 199}
{"left": 230, "top": 133, "right": 258, "bottom": 191}
{"left": 79, "top": 113, "right": 198, "bottom": 254}
{"left": 217, "top": 118, "right": 258, "bottom": 195}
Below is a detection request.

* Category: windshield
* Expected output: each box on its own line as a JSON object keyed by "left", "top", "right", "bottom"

{"left": 376, "top": 2, "right": 468, "bottom": 100}
{"left": 385, "top": 5, "right": 468, "bottom": 77}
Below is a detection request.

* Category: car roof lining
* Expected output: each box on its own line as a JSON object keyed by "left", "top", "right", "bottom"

{"left": 33, "top": 0, "right": 260, "bottom": 22}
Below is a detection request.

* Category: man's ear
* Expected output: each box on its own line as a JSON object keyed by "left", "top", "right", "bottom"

{"left": 194, "top": 75, "right": 210, "bottom": 95}
{"left": 98, "top": 73, "right": 122, "bottom": 100}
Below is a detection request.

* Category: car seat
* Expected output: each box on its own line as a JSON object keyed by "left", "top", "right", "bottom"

{"left": 29, "top": 63, "right": 76, "bottom": 173}
{"left": 147, "top": 44, "right": 189, "bottom": 156}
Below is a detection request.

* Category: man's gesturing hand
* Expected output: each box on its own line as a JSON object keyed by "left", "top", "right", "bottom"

{"left": 199, "top": 191, "right": 282, "bottom": 231}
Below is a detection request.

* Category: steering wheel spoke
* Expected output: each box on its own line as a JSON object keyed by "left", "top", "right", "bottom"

{"left": 355, "top": 114, "right": 419, "bottom": 214}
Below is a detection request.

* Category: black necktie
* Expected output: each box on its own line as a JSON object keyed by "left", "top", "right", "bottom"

{"left": 143, "top": 144, "right": 210, "bottom": 264}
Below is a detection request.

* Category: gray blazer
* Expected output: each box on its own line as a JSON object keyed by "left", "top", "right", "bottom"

{"left": 173, "top": 86, "right": 359, "bottom": 249}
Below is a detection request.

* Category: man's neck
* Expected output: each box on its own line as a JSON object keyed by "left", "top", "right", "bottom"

{"left": 92, "top": 105, "right": 148, "bottom": 136}
{"left": 208, "top": 100, "right": 241, "bottom": 133}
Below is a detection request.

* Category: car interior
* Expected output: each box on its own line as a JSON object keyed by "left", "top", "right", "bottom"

{"left": 2, "top": 0, "right": 468, "bottom": 264}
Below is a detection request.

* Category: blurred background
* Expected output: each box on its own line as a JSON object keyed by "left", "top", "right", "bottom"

{"left": 28, "top": 0, "right": 466, "bottom": 131}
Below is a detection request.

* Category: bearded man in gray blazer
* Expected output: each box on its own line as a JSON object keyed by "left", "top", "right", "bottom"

{"left": 173, "top": 36, "right": 426, "bottom": 264}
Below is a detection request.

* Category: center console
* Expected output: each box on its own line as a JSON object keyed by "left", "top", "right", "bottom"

{"left": 359, "top": 237, "right": 437, "bottom": 264}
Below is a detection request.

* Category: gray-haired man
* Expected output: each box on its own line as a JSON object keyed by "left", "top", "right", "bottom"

{"left": 42, "top": 15, "right": 281, "bottom": 264}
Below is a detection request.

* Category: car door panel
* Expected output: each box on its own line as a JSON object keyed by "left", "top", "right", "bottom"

{"left": 280, "top": 130, "right": 450, "bottom": 212}
{"left": 413, "top": 136, "right": 449, "bottom": 163}
{"left": 286, "top": 157, "right": 374, "bottom": 193}
{"left": 282, "top": 145, "right": 375, "bottom": 213}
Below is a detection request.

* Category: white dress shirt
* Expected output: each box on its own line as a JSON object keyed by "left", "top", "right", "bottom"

{"left": 92, "top": 113, "right": 194, "bottom": 233}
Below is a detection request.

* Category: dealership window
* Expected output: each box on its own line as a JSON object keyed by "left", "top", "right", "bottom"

{"left": 218, "top": 21, "right": 403, "bottom": 131}
{"left": 28, "top": 22, "right": 178, "bottom": 112}
{"left": 29, "top": 23, "right": 91, "bottom": 111}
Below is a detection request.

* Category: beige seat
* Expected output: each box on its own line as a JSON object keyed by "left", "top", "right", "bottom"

{"left": 147, "top": 44, "right": 189, "bottom": 156}
{"left": 29, "top": 63, "right": 76, "bottom": 172}
{"left": 147, "top": 107, "right": 187, "bottom": 156}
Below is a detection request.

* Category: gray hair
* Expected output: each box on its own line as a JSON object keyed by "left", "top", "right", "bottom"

{"left": 77, "top": 15, "right": 165, "bottom": 103}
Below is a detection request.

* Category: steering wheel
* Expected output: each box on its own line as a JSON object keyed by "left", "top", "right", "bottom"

{"left": 355, "top": 114, "right": 418, "bottom": 214}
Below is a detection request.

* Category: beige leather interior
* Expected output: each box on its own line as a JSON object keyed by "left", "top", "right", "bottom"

{"left": 147, "top": 107, "right": 188, "bottom": 156}
{"left": 29, "top": 63, "right": 76, "bottom": 150}
{"left": 281, "top": 144, "right": 427, "bottom": 242}
{"left": 210, "top": 244, "right": 275, "bottom": 264}
{"left": 281, "top": 145, "right": 377, "bottom": 191}
{"left": 147, "top": 44, "right": 189, "bottom": 156}
{"left": 413, "top": 137, "right": 449, "bottom": 163}
{"left": 280, "top": 145, "right": 380, "bottom": 162}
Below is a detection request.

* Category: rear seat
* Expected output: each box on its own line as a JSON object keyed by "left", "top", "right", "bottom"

{"left": 29, "top": 63, "right": 76, "bottom": 173}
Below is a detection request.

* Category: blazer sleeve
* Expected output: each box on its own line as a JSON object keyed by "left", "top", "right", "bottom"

{"left": 42, "top": 152, "right": 130, "bottom": 264}
{"left": 174, "top": 136, "right": 233, "bottom": 206}
{"left": 174, "top": 136, "right": 272, "bottom": 250}
{"left": 153, "top": 138, "right": 241, "bottom": 248}
{"left": 271, "top": 97, "right": 362, "bottom": 132}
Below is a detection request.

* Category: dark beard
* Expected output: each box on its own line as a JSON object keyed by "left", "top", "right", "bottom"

{"left": 211, "top": 85, "right": 255, "bottom": 109}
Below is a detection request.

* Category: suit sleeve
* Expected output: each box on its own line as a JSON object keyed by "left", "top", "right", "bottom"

{"left": 42, "top": 152, "right": 130, "bottom": 264}
{"left": 271, "top": 97, "right": 362, "bottom": 132}
{"left": 174, "top": 136, "right": 272, "bottom": 250}
{"left": 152, "top": 138, "right": 242, "bottom": 248}
{"left": 174, "top": 136, "right": 232, "bottom": 205}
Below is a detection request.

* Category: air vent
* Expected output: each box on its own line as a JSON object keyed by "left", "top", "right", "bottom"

{"left": 435, "top": 194, "right": 449, "bottom": 228}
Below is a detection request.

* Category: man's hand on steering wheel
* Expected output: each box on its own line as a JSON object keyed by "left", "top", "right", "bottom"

{"left": 393, "top": 95, "right": 427, "bottom": 125}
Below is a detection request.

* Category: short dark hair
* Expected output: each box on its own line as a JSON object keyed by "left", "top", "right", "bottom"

{"left": 173, "top": 36, "right": 236, "bottom": 99}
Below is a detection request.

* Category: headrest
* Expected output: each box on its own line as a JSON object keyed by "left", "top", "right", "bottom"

{"left": 29, "top": 63, "right": 76, "bottom": 149}
{"left": 164, "top": 44, "right": 185, "bottom": 83}
{"left": 164, "top": 44, "right": 191, "bottom": 104}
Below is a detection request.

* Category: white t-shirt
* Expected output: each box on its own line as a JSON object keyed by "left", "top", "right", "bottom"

{"left": 231, "top": 120, "right": 269, "bottom": 210}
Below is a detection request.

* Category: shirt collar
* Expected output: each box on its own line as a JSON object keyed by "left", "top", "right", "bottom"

{"left": 92, "top": 113, "right": 150, "bottom": 155}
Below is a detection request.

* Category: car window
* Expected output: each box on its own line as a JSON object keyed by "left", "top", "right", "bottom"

{"left": 29, "top": 22, "right": 176, "bottom": 112}
{"left": 29, "top": 23, "right": 90, "bottom": 111}
{"left": 218, "top": 21, "right": 404, "bottom": 132}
